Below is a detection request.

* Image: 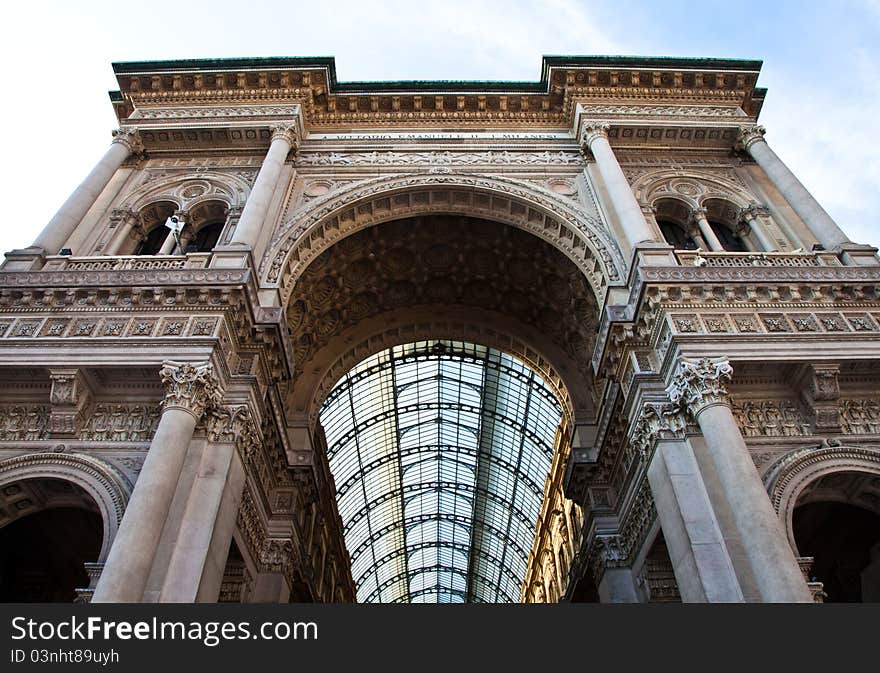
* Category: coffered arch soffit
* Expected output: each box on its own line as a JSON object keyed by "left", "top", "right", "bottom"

{"left": 123, "top": 172, "right": 251, "bottom": 214}
{"left": 763, "top": 445, "right": 880, "bottom": 553}
{"left": 262, "top": 172, "right": 627, "bottom": 305}
{"left": 632, "top": 169, "right": 752, "bottom": 211}
{"left": 287, "top": 305, "right": 592, "bottom": 431}
{"left": 283, "top": 214, "right": 599, "bottom": 425}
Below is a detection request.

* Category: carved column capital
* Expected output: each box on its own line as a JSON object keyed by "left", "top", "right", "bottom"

{"left": 159, "top": 360, "right": 220, "bottom": 420}
{"left": 580, "top": 121, "right": 611, "bottom": 148}
{"left": 111, "top": 127, "right": 144, "bottom": 154}
{"left": 687, "top": 206, "right": 709, "bottom": 225}
{"left": 259, "top": 537, "right": 295, "bottom": 578}
{"left": 109, "top": 208, "right": 139, "bottom": 228}
{"left": 735, "top": 124, "right": 766, "bottom": 152}
{"left": 630, "top": 401, "right": 687, "bottom": 462}
{"left": 667, "top": 357, "right": 734, "bottom": 416}
{"left": 270, "top": 123, "right": 299, "bottom": 150}
{"left": 738, "top": 203, "right": 770, "bottom": 223}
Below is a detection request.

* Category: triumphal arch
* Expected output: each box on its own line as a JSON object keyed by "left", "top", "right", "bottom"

{"left": 1, "top": 55, "right": 879, "bottom": 603}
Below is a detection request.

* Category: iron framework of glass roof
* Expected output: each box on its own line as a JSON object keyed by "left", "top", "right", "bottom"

{"left": 320, "top": 341, "right": 563, "bottom": 603}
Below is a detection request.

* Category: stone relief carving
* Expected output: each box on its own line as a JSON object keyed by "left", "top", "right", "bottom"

{"left": 296, "top": 149, "right": 584, "bottom": 167}
{"left": 731, "top": 399, "right": 810, "bottom": 437}
{"left": 79, "top": 404, "right": 161, "bottom": 442}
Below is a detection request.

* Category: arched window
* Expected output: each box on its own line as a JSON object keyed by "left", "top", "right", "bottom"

{"left": 657, "top": 219, "right": 698, "bottom": 249}
{"left": 188, "top": 222, "right": 223, "bottom": 253}
{"left": 135, "top": 226, "right": 168, "bottom": 256}
{"left": 709, "top": 221, "right": 747, "bottom": 252}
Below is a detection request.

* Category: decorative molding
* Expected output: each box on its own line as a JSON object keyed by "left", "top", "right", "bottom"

{"left": 296, "top": 149, "right": 584, "bottom": 167}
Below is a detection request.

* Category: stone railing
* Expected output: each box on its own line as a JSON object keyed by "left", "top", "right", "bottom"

{"left": 674, "top": 250, "right": 841, "bottom": 268}
{"left": 40, "top": 253, "right": 212, "bottom": 272}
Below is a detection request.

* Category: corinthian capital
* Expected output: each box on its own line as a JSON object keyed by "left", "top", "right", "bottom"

{"left": 738, "top": 203, "right": 770, "bottom": 223}
{"left": 580, "top": 121, "right": 611, "bottom": 147}
{"left": 259, "top": 538, "right": 294, "bottom": 572}
{"left": 270, "top": 123, "right": 299, "bottom": 149}
{"left": 111, "top": 127, "right": 144, "bottom": 154}
{"left": 667, "top": 356, "right": 733, "bottom": 415}
{"left": 159, "top": 360, "right": 220, "bottom": 420}
{"left": 735, "top": 124, "right": 766, "bottom": 152}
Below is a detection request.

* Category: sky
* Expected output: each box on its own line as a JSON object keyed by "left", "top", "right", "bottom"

{"left": 1, "top": 0, "right": 878, "bottom": 254}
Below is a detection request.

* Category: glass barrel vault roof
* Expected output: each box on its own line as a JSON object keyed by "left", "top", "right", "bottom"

{"left": 320, "top": 341, "right": 563, "bottom": 603}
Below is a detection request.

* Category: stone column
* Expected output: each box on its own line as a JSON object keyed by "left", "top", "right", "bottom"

{"left": 33, "top": 129, "right": 142, "bottom": 255}
{"left": 105, "top": 209, "right": 143, "bottom": 255}
{"left": 230, "top": 124, "right": 298, "bottom": 248}
{"left": 690, "top": 207, "right": 724, "bottom": 252}
{"left": 648, "top": 435, "right": 744, "bottom": 602}
{"left": 159, "top": 406, "right": 248, "bottom": 603}
{"left": 738, "top": 204, "right": 776, "bottom": 252}
{"left": 737, "top": 125, "right": 849, "bottom": 250}
{"left": 92, "top": 361, "right": 219, "bottom": 603}
{"left": 581, "top": 122, "right": 657, "bottom": 254}
{"left": 247, "top": 539, "right": 293, "bottom": 603}
{"left": 158, "top": 405, "right": 251, "bottom": 602}
{"left": 667, "top": 357, "right": 812, "bottom": 602}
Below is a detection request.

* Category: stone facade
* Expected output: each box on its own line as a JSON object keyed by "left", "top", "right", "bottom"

{"left": 1, "top": 55, "right": 878, "bottom": 603}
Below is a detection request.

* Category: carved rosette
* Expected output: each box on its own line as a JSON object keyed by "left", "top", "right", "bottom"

{"left": 667, "top": 357, "right": 734, "bottom": 416}
{"left": 159, "top": 360, "right": 220, "bottom": 420}
{"left": 735, "top": 124, "right": 766, "bottom": 152}
{"left": 111, "top": 127, "right": 144, "bottom": 154}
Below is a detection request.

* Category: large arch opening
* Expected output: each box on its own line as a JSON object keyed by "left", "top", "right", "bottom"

{"left": 319, "top": 340, "right": 564, "bottom": 603}
{"left": 792, "top": 471, "right": 880, "bottom": 603}
{"left": 283, "top": 211, "right": 602, "bottom": 603}
{"left": 0, "top": 478, "right": 103, "bottom": 602}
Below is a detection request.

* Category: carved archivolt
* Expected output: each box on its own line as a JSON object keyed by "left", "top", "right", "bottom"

{"left": 262, "top": 172, "right": 626, "bottom": 304}
{"left": 631, "top": 169, "right": 753, "bottom": 210}
{"left": 123, "top": 170, "right": 252, "bottom": 213}
{"left": 763, "top": 444, "right": 880, "bottom": 552}
{"left": 0, "top": 451, "right": 132, "bottom": 562}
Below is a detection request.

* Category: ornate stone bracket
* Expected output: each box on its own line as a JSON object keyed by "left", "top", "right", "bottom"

{"left": 797, "top": 363, "right": 841, "bottom": 433}
{"left": 48, "top": 368, "right": 94, "bottom": 438}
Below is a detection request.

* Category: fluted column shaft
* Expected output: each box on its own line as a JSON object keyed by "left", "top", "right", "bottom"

{"left": 667, "top": 358, "right": 812, "bottom": 602}
{"left": 230, "top": 125, "right": 297, "bottom": 248}
{"left": 582, "top": 123, "right": 657, "bottom": 255}
{"left": 92, "top": 361, "right": 218, "bottom": 603}
{"left": 33, "top": 130, "right": 141, "bottom": 255}
{"left": 738, "top": 126, "right": 849, "bottom": 250}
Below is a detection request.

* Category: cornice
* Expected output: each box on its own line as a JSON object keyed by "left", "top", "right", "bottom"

{"left": 109, "top": 55, "right": 765, "bottom": 128}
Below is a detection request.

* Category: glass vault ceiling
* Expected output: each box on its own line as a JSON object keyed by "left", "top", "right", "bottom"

{"left": 320, "top": 341, "right": 563, "bottom": 603}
